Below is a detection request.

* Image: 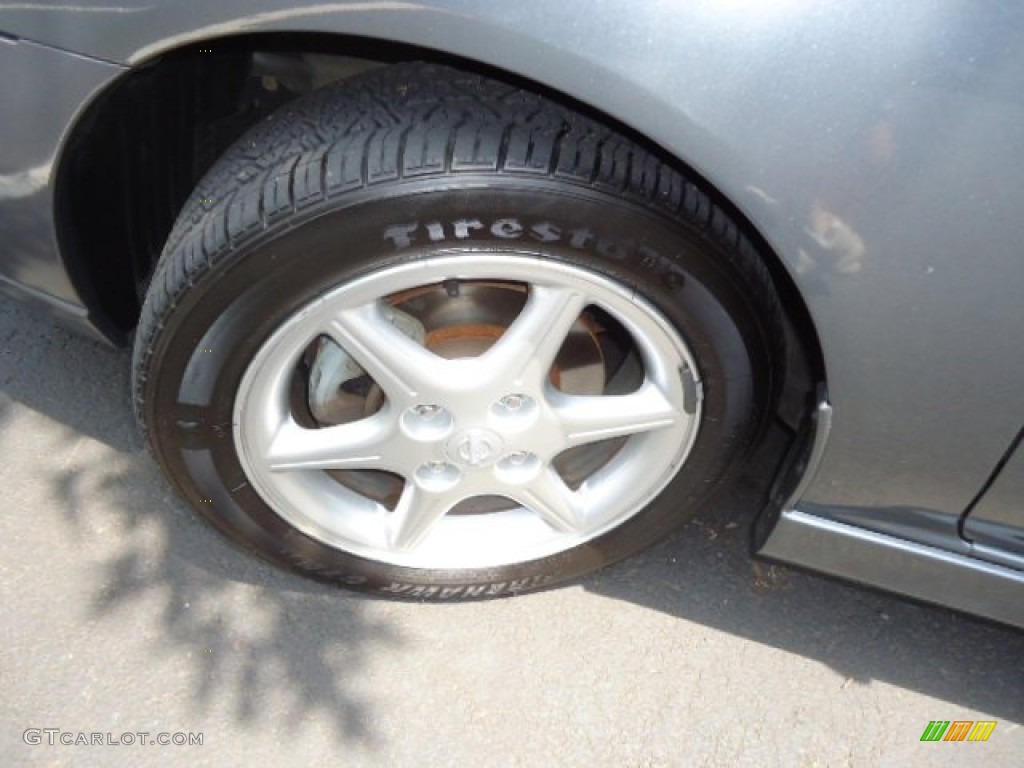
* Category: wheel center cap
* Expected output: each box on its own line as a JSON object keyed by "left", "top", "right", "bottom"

{"left": 447, "top": 429, "right": 504, "bottom": 468}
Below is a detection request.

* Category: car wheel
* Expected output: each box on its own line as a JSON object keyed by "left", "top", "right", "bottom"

{"left": 133, "top": 62, "right": 781, "bottom": 598}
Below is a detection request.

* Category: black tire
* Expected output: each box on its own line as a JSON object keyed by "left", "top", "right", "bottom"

{"left": 133, "top": 62, "right": 781, "bottom": 598}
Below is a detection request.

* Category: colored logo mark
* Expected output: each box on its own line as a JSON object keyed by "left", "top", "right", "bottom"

{"left": 920, "top": 720, "right": 996, "bottom": 742}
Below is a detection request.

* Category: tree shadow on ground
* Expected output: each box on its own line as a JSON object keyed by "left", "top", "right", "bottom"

{"left": 1, "top": 301, "right": 399, "bottom": 744}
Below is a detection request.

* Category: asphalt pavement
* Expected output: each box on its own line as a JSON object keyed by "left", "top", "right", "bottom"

{"left": 2, "top": 298, "right": 1022, "bottom": 767}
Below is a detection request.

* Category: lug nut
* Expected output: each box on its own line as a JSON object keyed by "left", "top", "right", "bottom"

{"left": 415, "top": 461, "right": 461, "bottom": 492}
{"left": 402, "top": 404, "right": 454, "bottom": 441}
{"left": 490, "top": 394, "right": 537, "bottom": 425}
{"left": 496, "top": 450, "right": 540, "bottom": 480}
{"left": 500, "top": 394, "right": 526, "bottom": 411}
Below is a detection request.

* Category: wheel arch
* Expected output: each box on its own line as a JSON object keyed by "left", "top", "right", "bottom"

{"left": 53, "top": 29, "right": 825, "bottom": 441}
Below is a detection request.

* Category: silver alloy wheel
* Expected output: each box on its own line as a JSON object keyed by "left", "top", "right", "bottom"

{"left": 233, "top": 253, "right": 702, "bottom": 569}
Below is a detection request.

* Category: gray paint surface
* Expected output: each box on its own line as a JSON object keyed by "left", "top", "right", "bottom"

{"left": 1, "top": 2, "right": 1022, "bottom": 582}
{"left": 0, "top": 37, "right": 123, "bottom": 309}
{"left": 761, "top": 509, "right": 1024, "bottom": 629}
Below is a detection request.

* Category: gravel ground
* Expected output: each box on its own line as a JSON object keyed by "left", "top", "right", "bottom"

{"left": 2, "top": 299, "right": 1022, "bottom": 767}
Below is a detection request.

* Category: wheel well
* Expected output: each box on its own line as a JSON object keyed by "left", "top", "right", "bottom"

{"left": 55, "top": 31, "right": 824, "bottom": 407}
{"left": 56, "top": 34, "right": 400, "bottom": 336}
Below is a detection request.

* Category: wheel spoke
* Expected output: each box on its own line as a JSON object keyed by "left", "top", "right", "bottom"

{"left": 509, "top": 467, "right": 583, "bottom": 533}
{"left": 552, "top": 381, "right": 680, "bottom": 449}
{"left": 481, "top": 284, "right": 587, "bottom": 388}
{"left": 327, "top": 301, "right": 445, "bottom": 404}
{"left": 267, "top": 413, "right": 395, "bottom": 472}
{"left": 388, "top": 483, "right": 457, "bottom": 550}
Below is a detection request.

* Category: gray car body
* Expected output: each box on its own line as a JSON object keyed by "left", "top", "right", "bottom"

{"left": 1, "top": 1, "right": 1022, "bottom": 626}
